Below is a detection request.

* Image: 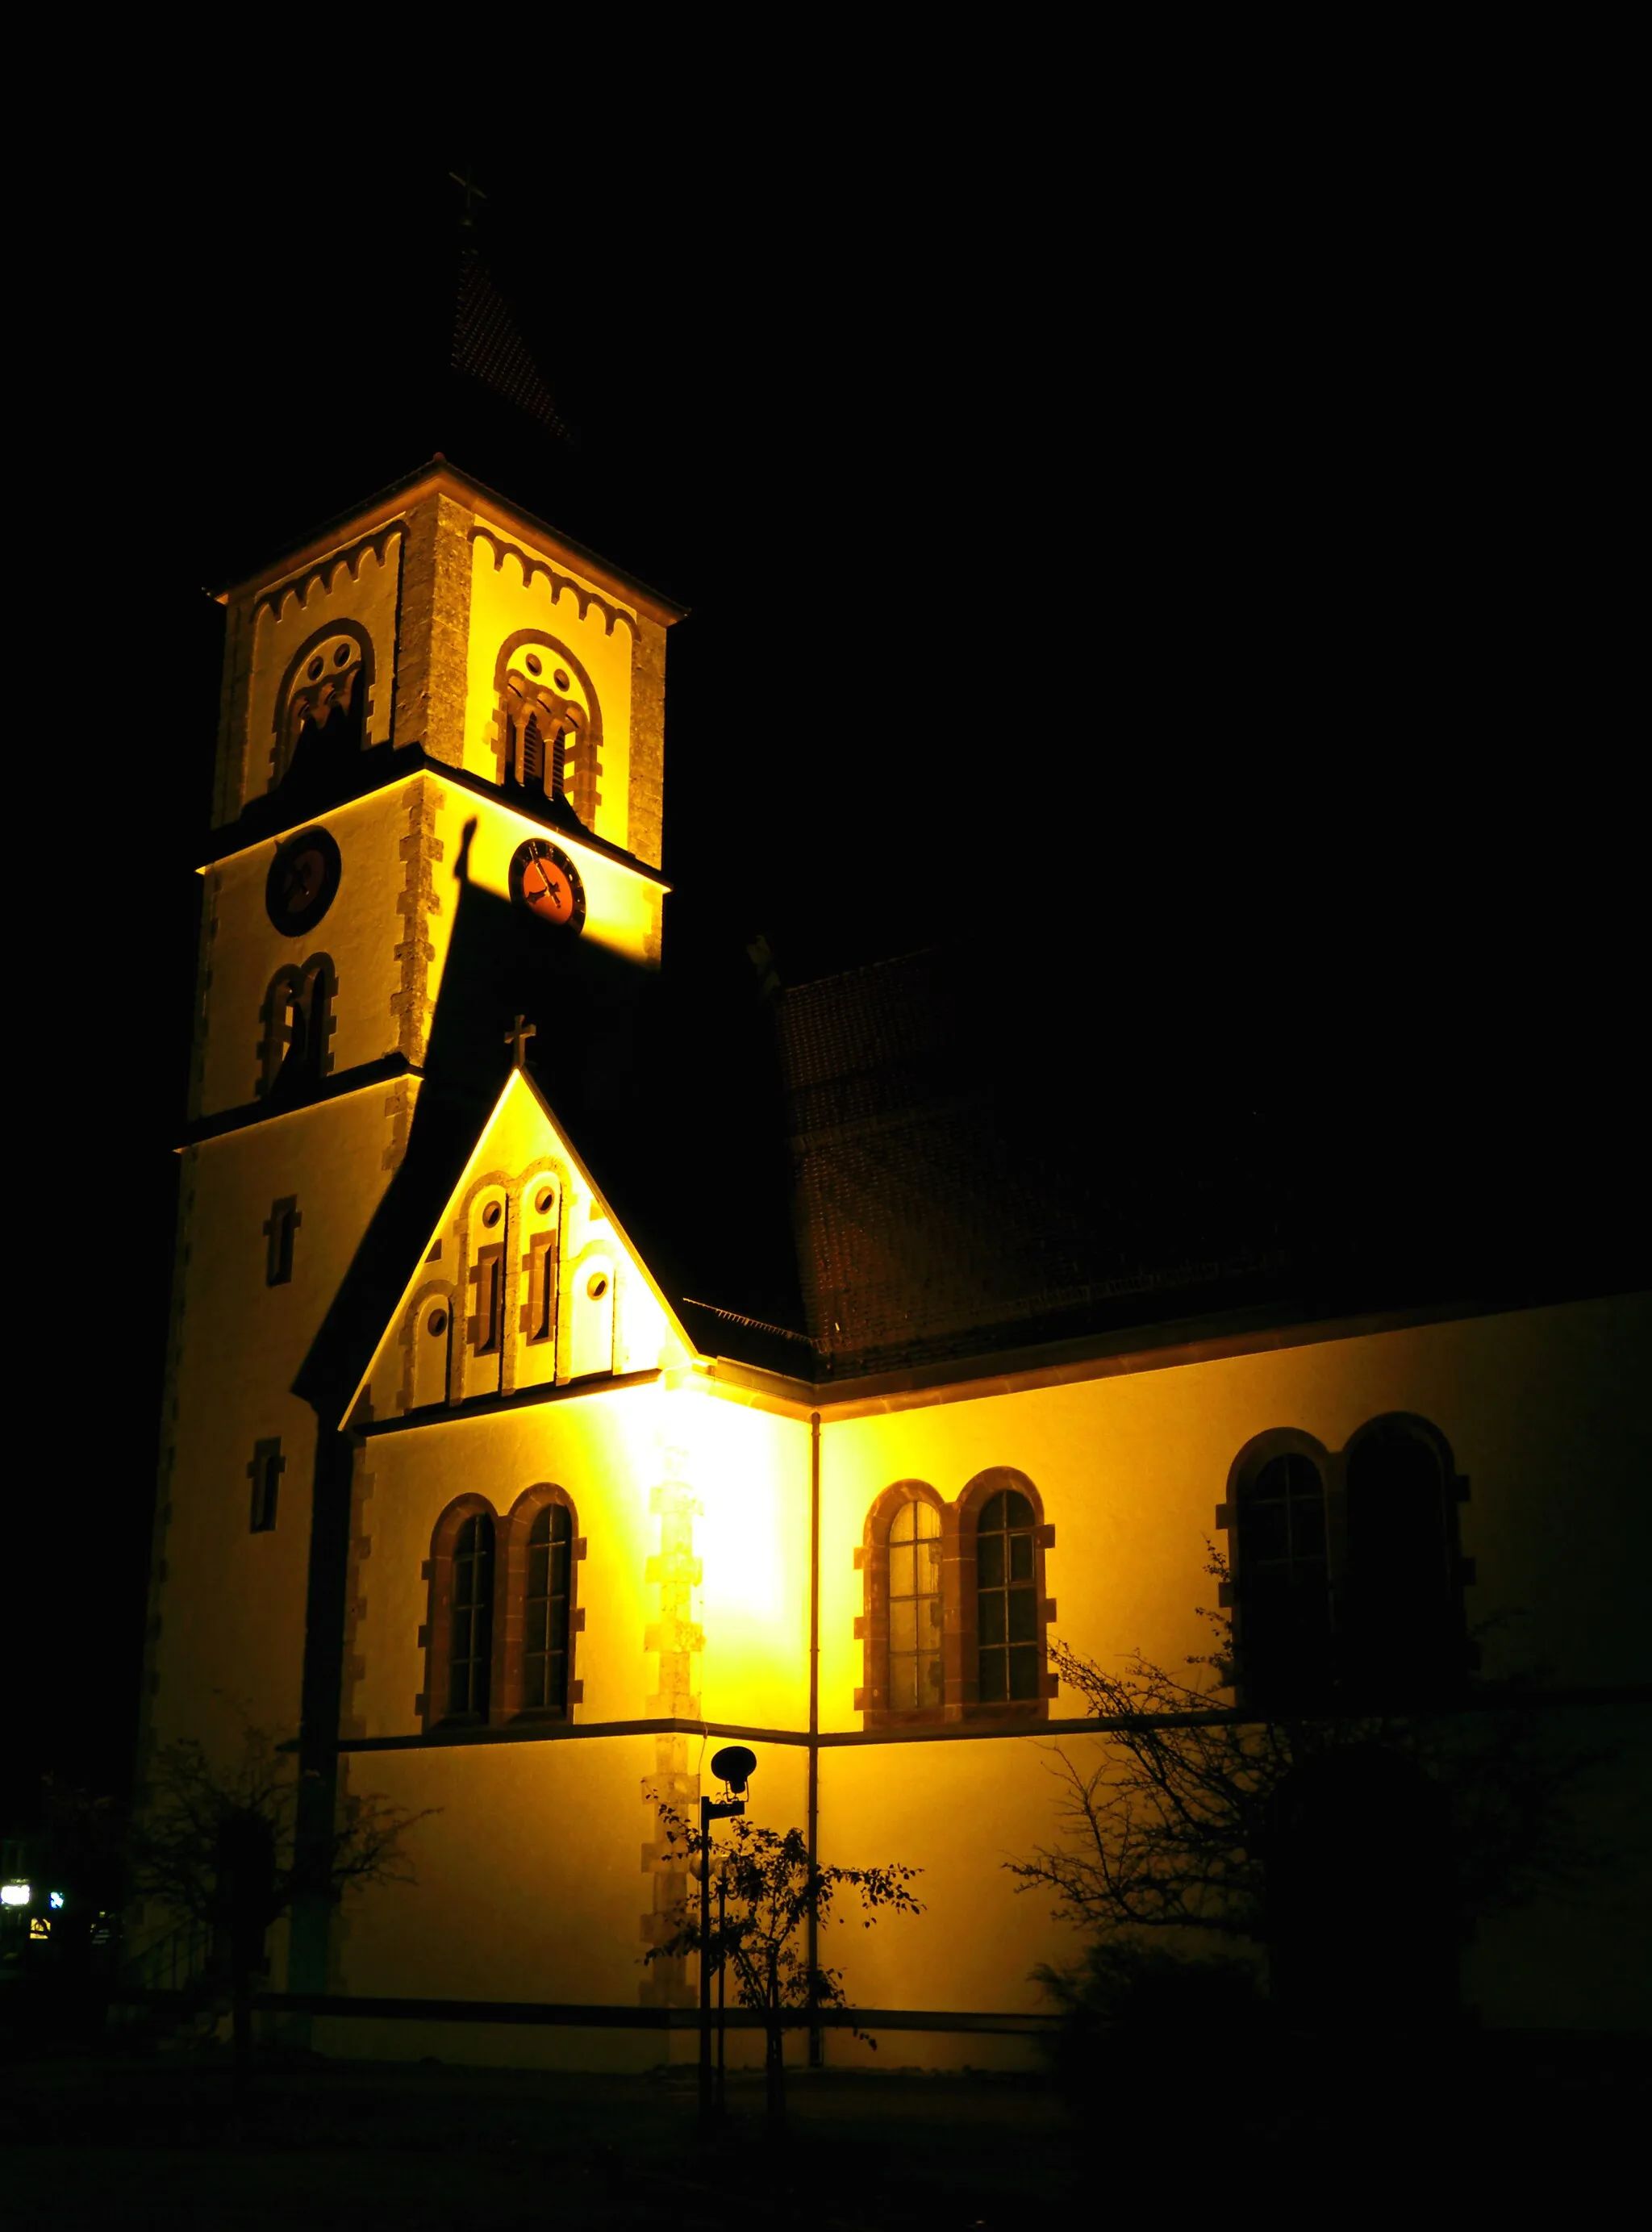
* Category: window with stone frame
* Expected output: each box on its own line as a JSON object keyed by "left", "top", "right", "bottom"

{"left": 1342, "top": 1417, "right": 1471, "bottom": 1701}
{"left": 494, "top": 1486, "right": 587, "bottom": 1721}
{"left": 975, "top": 1487, "right": 1041, "bottom": 1702}
{"left": 273, "top": 624, "right": 372, "bottom": 792}
{"left": 494, "top": 632, "right": 602, "bottom": 824}
{"left": 1232, "top": 1448, "right": 1333, "bottom": 1710}
{"left": 523, "top": 1503, "right": 573, "bottom": 1710}
{"left": 856, "top": 1471, "right": 1056, "bottom": 1727}
{"left": 473, "top": 1247, "right": 504, "bottom": 1354}
{"left": 854, "top": 1482, "right": 947, "bottom": 1726}
{"left": 247, "top": 1438, "right": 284, "bottom": 1533}
{"left": 419, "top": 1496, "right": 499, "bottom": 1729}
{"left": 257, "top": 955, "right": 337, "bottom": 1100}
{"left": 887, "top": 1499, "right": 944, "bottom": 1713}
{"left": 448, "top": 1512, "right": 494, "bottom": 1717}
{"left": 263, "top": 1195, "right": 301, "bottom": 1286}
{"left": 1218, "top": 1420, "right": 1473, "bottom": 1711}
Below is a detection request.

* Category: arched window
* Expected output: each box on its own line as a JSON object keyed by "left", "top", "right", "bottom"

{"left": 513, "top": 1170, "right": 564, "bottom": 1396}
{"left": 1343, "top": 1417, "right": 1467, "bottom": 1700}
{"left": 855, "top": 1482, "right": 948, "bottom": 1726}
{"left": 497, "top": 1486, "right": 585, "bottom": 1720}
{"left": 448, "top": 1512, "right": 494, "bottom": 1717}
{"left": 459, "top": 1181, "right": 510, "bottom": 1401}
{"left": 493, "top": 632, "right": 603, "bottom": 824}
{"left": 887, "top": 1500, "right": 944, "bottom": 1713}
{"left": 257, "top": 956, "right": 336, "bottom": 1101}
{"left": 975, "top": 1487, "right": 1041, "bottom": 1703}
{"left": 1233, "top": 1446, "right": 1333, "bottom": 1709}
{"left": 1220, "top": 1420, "right": 1470, "bottom": 1710}
{"left": 524, "top": 1504, "right": 573, "bottom": 1710}
{"left": 257, "top": 967, "right": 303, "bottom": 1097}
{"left": 421, "top": 1496, "right": 499, "bottom": 1729}
{"left": 273, "top": 624, "right": 373, "bottom": 793}
{"left": 567, "top": 1254, "right": 615, "bottom": 1380}
{"left": 857, "top": 1471, "right": 1054, "bottom": 1727}
{"left": 960, "top": 1470, "right": 1053, "bottom": 1714}
{"left": 404, "top": 1285, "right": 455, "bottom": 1412}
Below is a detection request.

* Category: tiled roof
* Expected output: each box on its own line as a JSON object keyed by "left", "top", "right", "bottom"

{"left": 776, "top": 950, "right": 1300, "bottom": 1378}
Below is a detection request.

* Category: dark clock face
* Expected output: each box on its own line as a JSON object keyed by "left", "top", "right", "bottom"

{"left": 265, "top": 827, "right": 342, "bottom": 937}
{"left": 509, "top": 839, "right": 586, "bottom": 933}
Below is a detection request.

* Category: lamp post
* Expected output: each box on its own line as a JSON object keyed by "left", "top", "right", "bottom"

{"left": 699, "top": 1746, "right": 756, "bottom": 2138}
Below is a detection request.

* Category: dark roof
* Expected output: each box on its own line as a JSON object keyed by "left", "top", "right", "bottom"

{"left": 297, "top": 865, "right": 806, "bottom": 1408}
{"left": 775, "top": 951, "right": 1287, "bottom": 1377}
{"left": 199, "top": 198, "right": 662, "bottom": 597}
{"left": 451, "top": 248, "right": 569, "bottom": 441}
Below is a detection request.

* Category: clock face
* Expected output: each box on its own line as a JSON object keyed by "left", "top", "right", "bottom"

{"left": 509, "top": 839, "right": 586, "bottom": 933}
{"left": 265, "top": 827, "right": 341, "bottom": 937}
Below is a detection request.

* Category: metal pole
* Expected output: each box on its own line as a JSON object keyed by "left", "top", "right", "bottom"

{"left": 715, "top": 1868, "right": 727, "bottom": 2121}
{"left": 807, "top": 1410, "right": 822, "bottom": 2067}
{"left": 698, "top": 1794, "right": 713, "bottom": 2136}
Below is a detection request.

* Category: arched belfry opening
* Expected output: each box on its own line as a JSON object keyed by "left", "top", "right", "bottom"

{"left": 272, "top": 624, "right": 374, "bottom": 792}
{"left": 494, "top": 632, "right": 602, "bottom": 825}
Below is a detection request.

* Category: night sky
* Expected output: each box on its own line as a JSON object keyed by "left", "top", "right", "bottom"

{"left": 11, "top": 109, "right": 1635, "bottom": 1827}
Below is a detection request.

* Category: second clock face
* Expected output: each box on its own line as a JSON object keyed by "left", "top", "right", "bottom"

{"left": 508, "top": 839, "right": 586, "bottom": 933}
{"left": 265, "top": 826, "right": 341, "bottom": 937}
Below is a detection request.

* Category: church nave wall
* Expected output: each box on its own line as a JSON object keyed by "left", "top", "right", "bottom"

{"left": 344, "top": 1389, "right": 662, "bottom": 1742}
{"left": 346, "top": 1380, "right": 816, "bottom": 1747}
{"left": 818, "top": 1290, "right": 1652, "bottom": 1734}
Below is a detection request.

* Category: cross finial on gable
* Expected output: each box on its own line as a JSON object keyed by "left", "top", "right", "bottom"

{"left": 448, "top": 167, "right": 489, "bottom": 228}
{"left": 504, "top": 1014, "right": 537, "bottom": 1069}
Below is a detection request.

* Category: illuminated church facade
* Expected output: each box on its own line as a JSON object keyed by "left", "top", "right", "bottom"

{"left": 140, "top": 453, "right": 1649, "bottom": 2067}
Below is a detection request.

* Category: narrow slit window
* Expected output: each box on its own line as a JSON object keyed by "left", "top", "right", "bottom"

{"left": 977, "top": 1489, "right": 1039, "bottom": 1701}
{"left": 248, "top": 1438, "right": 283, "bottom": 1533}
{"left": 532, "top": 1241, "right": 555, "bottom": 1343}
{"left": 523, "top": 1503, "right": 573, "bottom": 1711}
{"left": 522, "top": 710, "right": 544, "bottom": 790}
{"left": 264, "top": 1196, "right": 300, "bottom": 1286}
{"left": 474, "top": 1246, "right": 504, "bottom": 1354}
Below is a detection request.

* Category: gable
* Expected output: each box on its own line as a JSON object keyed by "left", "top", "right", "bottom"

{"left": 345, "top": 1067, "right": 686, "bottom": 1429}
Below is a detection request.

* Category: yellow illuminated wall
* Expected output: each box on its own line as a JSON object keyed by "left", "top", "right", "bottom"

{"left": 463, "top": 523, "right": 636, "bottom": 854}
{"left": 210, "top": 470, "right": 671, "bottom": 872}
{"left": 148, "top": 1085, "right": 415, "bottom": 1765}
{"left": 349, "top": 1067, "right": 680, "bottom": 1432}
{"left": 149, "top": 462, "right": 1647, "bottom": 2072}
{"left": 242, "top": 532, "right": 403, "bottom": 791}
{"left": 324, "top": 1289, "right": 1650, "bottom": 2064}
{"left": 428, "top": 781, "right": 665, "bottom": 969}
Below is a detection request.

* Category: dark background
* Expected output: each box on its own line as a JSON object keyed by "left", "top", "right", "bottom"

{"left": 9, "top": 82, "right": 1637, "bottom": 1829}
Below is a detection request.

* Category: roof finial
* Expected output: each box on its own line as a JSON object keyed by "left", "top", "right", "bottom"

{"left": 504, "top": 1014, "right": 537, "bottom": 1070}
{"left": 448, "top": 166, "right": 489, "bottom": 230}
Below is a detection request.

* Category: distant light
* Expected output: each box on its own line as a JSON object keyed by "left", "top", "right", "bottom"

{"left": 48, "top": 1892, "right": 65, "bottom": 1910}
{"left": 0, "top": 1883, "right": 29, "bottom": 1907}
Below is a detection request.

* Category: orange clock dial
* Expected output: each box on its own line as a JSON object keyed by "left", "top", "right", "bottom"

{"left": 508, "top": 838, "right": 586, "bottom": 934}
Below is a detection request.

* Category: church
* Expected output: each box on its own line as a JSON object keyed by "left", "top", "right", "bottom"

{"left": 136, "top": 235, "right": 1649, "bottom": 2068}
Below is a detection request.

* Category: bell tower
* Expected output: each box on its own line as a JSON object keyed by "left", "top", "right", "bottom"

{"left": 144, "top": 457, "right": 682, "bottom": 1784}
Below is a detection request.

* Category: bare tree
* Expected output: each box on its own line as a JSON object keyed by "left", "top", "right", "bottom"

{"left": 648, "top": 1808, "right": 921, "bottom": 2128}
{"left": 129, "top": 1729, "right": 432, "bottom": 2098}
{"left": 1007, "top": 1561, "right": 1608, "bottom": 2031}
